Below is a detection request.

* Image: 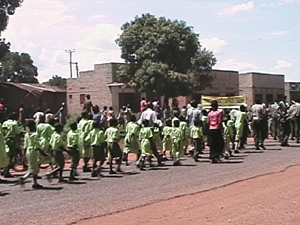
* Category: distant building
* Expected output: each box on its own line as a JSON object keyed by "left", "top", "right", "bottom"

{"left": 239, "top": 72, "right": 285, "bottom": 106}
{"left": 176, "top": 69, "right": 240, "bottom": 108}
{"left": 67, "top": 63, "right": 141, "bottom": 115}
{"left": 0, "top": 82, "right": 66, "bottom": 117}
{"left": 285, "top": 82, "right": 300, "bottom": 103}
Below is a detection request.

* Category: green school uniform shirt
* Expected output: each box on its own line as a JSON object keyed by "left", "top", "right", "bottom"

{"left": 0, "top": 123, "right": 8, "bottom": 167}
{"left": 190, "top": 126, "right": 203, "bottom": 139}
{"left": 24, "top": 132, "right": 40, "bottom": 175}
{"left": 234, "top": 111, "right": 246, "bottom": 127}
{"left": 78, "top": 118, "right": 93, "bottom": 157}
{"left": 124, "top": 122, "right": 140, "bottom": 154}
{"left": 67, "top": 130, "right": 79, "bottom": 148}
{"left": 105, "top": 126, "right": 120, "bottom": 143}
{"left": 1, "top": 119, "right": 21, "bottom": 138}
{"left": 37, "top": 123, "right": 53, "bottom": 151}
{"left": 171, "top": 127, "right": 182, "bottom": 143}
{"left": 139, "top": 127, "right": 153, "bottom": 155}
{"left": 50, "top": 132, "right": 64, "bottom": 151}
{"left": 86, "top": 128, "right": 105, "bottom": 146}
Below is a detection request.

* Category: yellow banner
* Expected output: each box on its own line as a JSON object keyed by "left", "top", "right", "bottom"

{"left": 201, "top": 95, "right": 247, "bottom": 108}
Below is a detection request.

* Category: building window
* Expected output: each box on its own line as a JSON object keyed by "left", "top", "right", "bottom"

{"left": 69, "top": 95, "right": 72, "bottom": 99}
{"left": 80, "top": 94, "right": 85, "bottom": 104}
{"left": 266, "top": 94, "right": 273, "bottom": 105}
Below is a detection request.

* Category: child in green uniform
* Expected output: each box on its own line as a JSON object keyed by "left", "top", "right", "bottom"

{"left": 86, "top": 122, "right": 106, "bottom": 177}
{"left": 20, "top": 120, "right": 48, "bottom": 189}
{"left": 171, "top": 120, "right": 183, "bottom": 166}
{"left": 223, "top": 118, "right": 234, "bottom": 159}
{"left": 104, "top": 118, "right": 123, "bottom": 174}
{"left": 78, "top": 111, "right": 93, "bottom": 172}
{"left": 123, "top": 115, "right": 140, "bottom": 165}
{"left": 190, "top": 120, "right": 204, "bottom": 162}
{"left": 162, "top": 119, "right": 172, "bottom": 159}
{"left": 179, "top": 116, "right": 189, "bottom": 156}
{"left": 47, "top": 123, "right": 72, "bottom": 183}
{"left": 67, "top": 122, "right": 79, "bottom": 181}
{"left": 0, "top": 112, "right": 9, "bottom": 179}
{"left": 1, "top": 112, "right": 21, "bottom": 177}
{"left": 139, "top": 120, "right": 154, "bottom": 170}
{"left": 36, "top": 115, "right": 53, "bottom": 167}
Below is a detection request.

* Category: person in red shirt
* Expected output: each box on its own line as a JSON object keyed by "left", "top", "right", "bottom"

{"left": 207, "top": 100, "right": 224, "bottom": 163}
{"left": 140, "top": 97, "right": 147, "bottom": 112}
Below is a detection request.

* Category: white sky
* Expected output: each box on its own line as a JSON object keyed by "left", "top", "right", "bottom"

{"left": 2, "top": 0, "right": 300, "bottom": 82}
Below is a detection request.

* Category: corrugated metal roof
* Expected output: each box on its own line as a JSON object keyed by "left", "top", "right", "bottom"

{"left": 0, "top": 82, "right": 66, "bottom": 98}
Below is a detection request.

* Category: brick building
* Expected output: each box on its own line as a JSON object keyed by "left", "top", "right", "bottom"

{"left": 239, "top": 72, "right": 285, "bottom": 106}
{"left": 67, "top": 63, "right": 141, "bottom": 115}
{"left": 285, "top": 82, "right": 300, "bottom": 103}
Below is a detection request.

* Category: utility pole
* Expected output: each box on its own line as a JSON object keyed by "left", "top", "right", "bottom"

{"left": 65, "top": 49, "right": 75, "bottom": 78}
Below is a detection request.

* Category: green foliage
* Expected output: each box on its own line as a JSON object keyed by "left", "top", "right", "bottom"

{"left": 0, "top": 0, "right": 23, "bottom": 31}
{"left": 0, "top": 38, "right": 9, "bottom": 60}
{"left": 0, "top": 52, "right": 38, "bottom": 83}
{"left": 43, "top": 75, "right": 67, "bottom": 87}
{"left": 116, "top": 14, "right": 217, "bottom": 99}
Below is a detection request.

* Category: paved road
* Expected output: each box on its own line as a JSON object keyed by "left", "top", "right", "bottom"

{"left": 0, "top": 139, "right": 300, "bottom": 225}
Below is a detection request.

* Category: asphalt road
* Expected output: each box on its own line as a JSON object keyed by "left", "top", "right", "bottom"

{"left": 1, "top": 138, "right": 300, "bottom": 225}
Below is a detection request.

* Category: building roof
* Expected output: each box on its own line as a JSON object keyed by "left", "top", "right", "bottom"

{"left": 0, "top": 82, "right": 66, "bottom": 98}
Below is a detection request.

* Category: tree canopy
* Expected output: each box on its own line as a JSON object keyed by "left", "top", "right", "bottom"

{"left": 116, "top": 14, "right": 216, "bottom": 99}
{"left": 0, "top": 0, "right": 23, "bottom": 60}
{"left": 43, "top": 75, "right": 67, "bottom": 86}
{"left": 0, "top": 52, "right": 38, "bottom": 83}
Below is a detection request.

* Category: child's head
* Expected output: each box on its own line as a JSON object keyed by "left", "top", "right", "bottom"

{"left": 81, "top": 111, "right": 89, "bottom": 119}
{"left": 70, "top": 122, "right": 77, "bottom": 131}
{"left": 142, "top": 119, "right": 150, "bottom": 127}
{"left": 202, "top": 109, "right": 208, "bottom": 116}
{"left": 93, "top": 121, "right": 101, "bottom": 129}
{"left": 173, "top": 110, "right": 180, "bottom": 118}
{"left": 240, "top": 105, "right": 246, "bottom": 112}
{"left": 27, "top": 120, "right": 36, "bottom": 132}
{"left": 165, "top": 119, "right": 172, "bottom": 127}
{"left": 110, "top": 118, "right": 118, "bottom": 127}
{"left": 39, "top": 114, "right": 46, "bottom": 123}
{"left": 8, "top": 112, "right": 18, "bottom": 121}
{"left": 194, "top": 120, "right": 200, "bottom": 127}
{"left": 179, "top": 115, "right": 186, "bottom": 122}
{"left": 54, "top": 123, "right": 64, "bottom": 133}
{"left": 130, "top": 115, "right": 137, "bottom": 122}
{"left": 173, "top": 119, "right": 180, "bottom": 127}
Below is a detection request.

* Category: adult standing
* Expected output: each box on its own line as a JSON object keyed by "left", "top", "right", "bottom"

{"left": 269, "top": 100, "right": 279, "bottom": 140}
{"left": 251, "top": 98, "right": 266, "bottom": 150}
{"left": 140, "top": 97, "right": 147, "bottom": 112}
{"left": 18, "top": 104, "right": 25, "bottom": 126}
{"left": 190, "top": 103, "right": 202, "bottom": 127}
{"left": 278, "top": 95, "right": 290, "bottom": 146}
{"left": 56, "top": 102, "right": 67, "bottom": 126}
{"left": 207, "top": 100, "right": 224, "bottom": 163}
{"left": 83, "top": 94, "right": 93, "bottom": 115}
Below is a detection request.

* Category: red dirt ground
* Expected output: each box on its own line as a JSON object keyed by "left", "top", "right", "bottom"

{"left": 76, "top": 165, "right": 300, "bottom": 225}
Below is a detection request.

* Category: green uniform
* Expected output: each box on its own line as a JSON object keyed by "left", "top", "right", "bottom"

{"left": 24, "top": 132, "right": 40, "bottom": 175}
{"left": 105, "top": 126, "right": 122, "bottom": 158}
{"left": 223, "top": 120, "right": 234, "bottom": 150}
{"left": 179, "top": 121, "right": 189, "bottom": 148}
{"left": 171, "top": 127, "right": 183, "bottom": 158}
{"left": 50, "top": 132, "right": 65, "bottom": 167}
{"left": 190, "top": 126, "right": 203, "bottom": 152}
{"left": 0, "top": 123, "right": 9, "bottom": 167}
{"left": 78, "top": 118, "right": 93, "bottom": 158}
{"left": 154, "top": 127, "right": 162, "bottom": 151}
{"left": 67, "top": 129, "right": 79, "bottom": 169}
{"left": 234, "top": 111, "right": 246, "bottom": 141}
{"left": 162, "top": 126, "right": 172, "bottom": 151}
{"left": 139, "top": 127, "right": 153, "bottom": 157}
{"left": 37, "top": 122, "right": 53, "bottom": 164}
{"left": 2, "top": 119, "right": 21, "bottom": 157}
{"left": 86, "top": 128, "right": 106, "bottom": 160}
{"left": 123, "top": 122, "right": 140, "bottom": 154}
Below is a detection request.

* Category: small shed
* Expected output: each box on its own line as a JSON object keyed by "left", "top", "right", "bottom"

{"left": 0, "top": 82, "right": 66, "bottom": 117}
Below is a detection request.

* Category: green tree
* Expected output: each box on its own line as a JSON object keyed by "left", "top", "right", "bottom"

{"left": 43, "top": 75, "right": 67, "bottom": 86}
{"left": 0, "top": 52, "right": 38, "bottom": 83}
{"left": 0, "top": 0, "right": 23, "bottom": 60}
{"left": 116, "top": 14, "right": 216, "bottom": 101}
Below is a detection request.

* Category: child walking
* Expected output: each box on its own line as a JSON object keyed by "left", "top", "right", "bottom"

{"left": 67, "top": 122, "right": 79, "bottom": 181}
{"left": 171, "top": 120, "right": 183, "bottom": 166}
{"left": 139, "top": 120, "right": 154, "bottom": 170}
{"left": 104, "top": 118, "right": 123, "bottom": 174}
{"left": 190, "top": 120, "right": 204, "bottom": 162}
{"left": 20, "top": 120, "right": 48, "bottom": 189}
{"left": 86, "top": 122, "right": 106, "bottom": 177}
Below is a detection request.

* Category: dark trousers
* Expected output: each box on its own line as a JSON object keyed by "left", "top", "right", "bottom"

{"left": 253, "top": 120, "right": 264, "bottom": 148}
{"left": 280, "top": 119, "right": 291, "bottom": 144}
{"left": 295, "top": 118, "right": 300, "bottom": 142}
{"left": 209, "top": 129, "right": 224, "bottom": 160}
{"left": 290, "top": 119, "right": 296, "bottom": 139}
{"left": 271, "top": 117, "right": 279, "bottom": 139}
{"left": 69, "top": 147, "right": 79, "bottom": 169}
{"left": 150, "top": 139, "right": 162, "bottom": 164}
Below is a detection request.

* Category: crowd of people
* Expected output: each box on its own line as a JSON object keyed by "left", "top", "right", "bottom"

{"left": 0, "top": 94, "right": 298, "bottom": 189}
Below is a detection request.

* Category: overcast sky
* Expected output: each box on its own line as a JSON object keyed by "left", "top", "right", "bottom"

{"left": 2, "top": 0, "right": 300, "bottom": 82}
